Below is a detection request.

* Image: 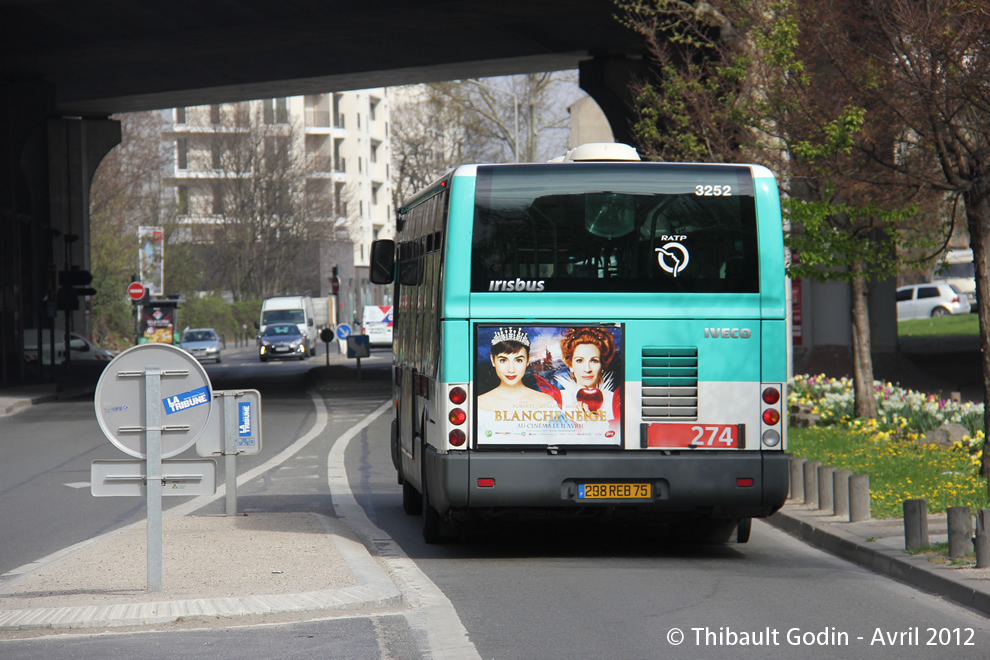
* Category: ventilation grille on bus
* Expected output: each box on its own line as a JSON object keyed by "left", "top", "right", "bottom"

{"left": 641, "top": 347, "right": 698, "bottom": 420}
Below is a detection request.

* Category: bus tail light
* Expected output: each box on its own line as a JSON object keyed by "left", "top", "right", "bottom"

{"left": 445, "top": 383, "right": 470, "bottom": 451}
{"left": 760, "top": 382, "right": 785, "bottom": 449}
{"left": 477, "top": 478, "right": 495, "bottom": 488}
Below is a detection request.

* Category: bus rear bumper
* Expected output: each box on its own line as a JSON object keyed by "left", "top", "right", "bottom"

{"left": 425, "top": 448, "right": 789, "bottom": 520}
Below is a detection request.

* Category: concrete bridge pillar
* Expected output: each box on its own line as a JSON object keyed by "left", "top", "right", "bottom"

{"left": 578, "top": 55, "right": 645, "bottom": 148}
{"left": 0, "top": 81, "right": 119, "bottom": 385}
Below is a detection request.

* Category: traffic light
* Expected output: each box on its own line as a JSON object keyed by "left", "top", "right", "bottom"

{"left": 57, "top": 268, "right": 97, "bottom": 311}
{"left": 330, "top": 265, "right": 340, "bottom": 295}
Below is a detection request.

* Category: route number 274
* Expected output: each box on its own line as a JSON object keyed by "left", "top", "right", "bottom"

{"left": 690, "top": 425, "right": 737, "bottom": 446}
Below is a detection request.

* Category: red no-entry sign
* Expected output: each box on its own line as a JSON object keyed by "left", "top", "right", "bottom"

{"left": 127, "top": 281, "right": 146, "bottom": 301}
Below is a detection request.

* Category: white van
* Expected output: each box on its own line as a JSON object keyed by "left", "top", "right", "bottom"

{"left": 361, "top": 305, "right": 393, "bottom": 348}
{"left": 934, "top": 249, "right": 975, "bottom": 311}
{"left": 260, "top": 296, "right": 317, "bottom": 356}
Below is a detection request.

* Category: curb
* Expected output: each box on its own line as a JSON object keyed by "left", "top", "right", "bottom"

{"left": 769, "top": 509, "right": 990, "bottom": 618}
{"left": 0, "top": 392, "right": 57, "bottom": 416}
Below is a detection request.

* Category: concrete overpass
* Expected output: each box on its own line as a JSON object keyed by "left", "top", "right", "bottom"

{"left": 1, "top": 0, "right": 654, "bottom": 385}
{"left": 0, "top": 0, "right": 891, "bottom": 386}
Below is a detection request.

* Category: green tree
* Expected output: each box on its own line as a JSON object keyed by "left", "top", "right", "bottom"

{"left": 390, "top": 73, "right": 581, "bottom": 206}
{"left": 89, "top": 112, "right": 169, "bottom": 349}
{"left": 205, "top": 111, "right": 340, "bottom": 300}
{"left": 616, "top": 0, "right": 942, "bottom": 419}
{"left": 797, "top": 0, "right": 990, "bottom": 490}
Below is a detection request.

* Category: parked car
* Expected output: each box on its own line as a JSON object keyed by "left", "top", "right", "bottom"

{"left": 896, "top": 283, "right": 970, "bottom": 321}
{"left": 259, "top": 323, "right": 308, "bottom": 362}
{"left": 68, "top": 333, "right": 115, "bottom": 362}
{"left": 933, "top": 248, "right": 976, "bottom": 312}
{"left": 181, "top": 328, "right": 222, "bottom": 363}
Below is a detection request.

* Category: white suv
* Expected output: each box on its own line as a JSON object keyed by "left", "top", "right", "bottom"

{"left": 896, "top": 283, "right": 970, "bottom": 321}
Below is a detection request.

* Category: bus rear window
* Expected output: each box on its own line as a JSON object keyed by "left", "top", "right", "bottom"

{"left": 471, "top": 163, "right": 759, "bottom": 293}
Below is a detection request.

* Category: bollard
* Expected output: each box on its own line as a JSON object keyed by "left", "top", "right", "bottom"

{"left": 947, "top": 507, "right": 972, "bottom": 558}
{"left": 789, "top": 456, "right": 806, "bottom": 501}
{"left": 833, "top": 469, "right": 852, "bottom": 518}
{"left": 976, "top": 510, "right": 990, "bottom": 569}
{"left": 849, "top": 474, "right": 871, "bottom": 522}
{"left": 817, "top": 465, "right": 836, "bottom": 511}
{"left": 903, "top": 499, "right": 929, "bottom": 551}
{"left": 803, "top": 460, "right": 821, "bottom": 507}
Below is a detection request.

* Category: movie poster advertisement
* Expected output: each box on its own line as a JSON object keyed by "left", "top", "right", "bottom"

{"left": 475, "top": 325, "right": 623, "bottom": 446}
{"left": 141, "top": 306, "right": 175, "bottom": 344}
{"left": 138, "top": 226, "right": 164, "bottom": 297}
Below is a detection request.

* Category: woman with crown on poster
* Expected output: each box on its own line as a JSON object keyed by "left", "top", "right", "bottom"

{"left": 477, "top": 327, "right": 560, "bottom": 416}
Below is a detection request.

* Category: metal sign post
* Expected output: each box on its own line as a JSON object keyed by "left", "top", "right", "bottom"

{"left": 346, "top": 334, "right": 371, "bottom": 381}
{"left": 145, "top": 365, "right": 163, "bottom": 592}
{"left": 224, "top": 393, "right": 237, "bottom": 516}
{"left": 92, "top": 343, "right": 216, "bottom": 594}
{"left": 197, "top": 390, "right": 262, "bottom": 516}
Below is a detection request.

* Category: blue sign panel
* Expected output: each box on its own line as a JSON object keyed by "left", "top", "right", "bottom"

{"left": 163, "top": 385, "right": 212, "bottom": 415}
{"left": 347, "top": 334, "right": 371, "bottom": 359}
{"left": 238, "top": 401, "right": 252, "bottom": 437}
{"left": 335, "top": 323, "right": 352, "bottom": 340}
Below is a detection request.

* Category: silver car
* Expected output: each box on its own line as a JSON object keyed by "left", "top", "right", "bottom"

{"left": 896, "top": 283, "right": 970, "bottom": 321}
{"left": 181, "top": 328, "right": 222, "bottom": 363}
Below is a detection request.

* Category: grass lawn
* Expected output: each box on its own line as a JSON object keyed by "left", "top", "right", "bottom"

{"left": 789, "top": 426, "right": 987, "bottom": 518}
{"left": 898, "top": 313, "right": 979, "bottom": 337}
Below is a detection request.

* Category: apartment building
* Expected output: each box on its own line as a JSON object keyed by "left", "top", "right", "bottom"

{"left": 161, "top": 89, "right": 392, "bottom": 311}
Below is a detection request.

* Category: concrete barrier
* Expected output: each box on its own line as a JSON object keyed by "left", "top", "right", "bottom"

{"left": 833, "top": 469, "right": 852, "bottom": 518}
{"left": 977, "top": 510, "right": 990, "bottom": 569}
{"left": 803, "top": 460, "right": 821, "bottom": 507}
{"left": 903, "top": 499, "right": 929, "bottom": 550}
{"left": 849, "top": 474, "right": 870, "bottom": 522}
{"left": 947, "top": 507, "right": 972, "bottom": 559}
{"left": 817, "top": 465, "right": 836, "bottom": 511}
{"left": 789, "top": 456, "right": 805, "bottom": 501}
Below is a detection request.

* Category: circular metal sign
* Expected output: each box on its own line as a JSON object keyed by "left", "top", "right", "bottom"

{"left": 127, "top": 281, "right": 146, "bottom": 301}
{"left": 94, "top": 343, "right": 213, "bottom": 458}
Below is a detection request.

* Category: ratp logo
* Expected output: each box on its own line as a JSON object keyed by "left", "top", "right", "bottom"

{"left": 655, "top": 242, "right": 690, "bottom": 277}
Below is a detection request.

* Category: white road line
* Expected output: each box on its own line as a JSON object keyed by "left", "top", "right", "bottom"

{"left": 328, "top": 403, "right": 482, "bottom": 660}
{"left": 63, "top": 482, "right": 90, "bottom": 489}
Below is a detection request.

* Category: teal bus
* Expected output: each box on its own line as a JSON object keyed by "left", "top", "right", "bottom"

{"left": 370, "top": 143, "right": 788, "bottom": 543}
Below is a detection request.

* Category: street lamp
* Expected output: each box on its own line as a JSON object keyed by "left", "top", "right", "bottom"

{"left": 468, "top": 79, "right": 520, "bottom": 163}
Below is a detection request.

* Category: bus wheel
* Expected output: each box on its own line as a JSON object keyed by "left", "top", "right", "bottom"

{"left": 736, "top": 517, "right": 752, "bottom": 544}
{"left": 402, "top": 477, "right": 422, "bottom": 515}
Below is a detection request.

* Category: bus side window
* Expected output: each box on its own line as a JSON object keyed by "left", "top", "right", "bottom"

{"left": 399, "top": 243, "right": 421, "bottom": 285}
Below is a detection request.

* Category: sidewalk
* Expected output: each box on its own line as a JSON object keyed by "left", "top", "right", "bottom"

{"left": 768, "top": 502, "right": 990, "bottom": 618}
{"left": 0, "top": 513, "right": 402, "bottom": 636}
